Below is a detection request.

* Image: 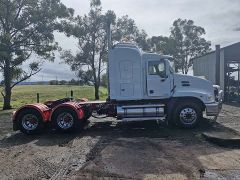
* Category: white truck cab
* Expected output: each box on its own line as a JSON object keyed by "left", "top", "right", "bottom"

{"left": 109, "top": 43, "right": 223, "bottom": 128}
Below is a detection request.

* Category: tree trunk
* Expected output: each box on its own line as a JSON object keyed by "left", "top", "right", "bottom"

{"left": 3, "top": 88, "right": 12, "bottom": 110}
{"left": 3, "top": 59, "right": 12, "bottom": 110}
{"left": 94, "top": 84, "right": 100, "bottom": 100}
{"left": 92, "top": 70, "right": 99, "bottom": 100}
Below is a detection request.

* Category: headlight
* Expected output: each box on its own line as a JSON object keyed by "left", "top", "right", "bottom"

{"left": 207, "top": 94, "right": 215, "bottom": 102}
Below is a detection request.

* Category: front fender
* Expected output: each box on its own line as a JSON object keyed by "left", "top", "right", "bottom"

{"left": 173, "top": 90, "right": 214, "bottom": 104}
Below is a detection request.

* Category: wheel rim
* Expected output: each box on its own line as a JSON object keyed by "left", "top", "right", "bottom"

{"left": 179, "top": 108, "right": 197, "bottom": 125}
{"left": 57, "top": 112, "right": 74, "bottom": 130}
{"left": 22, "top": 114, "right": 39, "bottom": 131}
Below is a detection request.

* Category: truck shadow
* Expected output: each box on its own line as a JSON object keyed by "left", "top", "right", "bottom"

{"left": 79, "top": 118, "right": 221, "bottom": 139}
{"left": 0, "top": 118, "right": 238, "bottom": 148}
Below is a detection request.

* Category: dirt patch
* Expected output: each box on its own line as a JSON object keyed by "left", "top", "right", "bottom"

{"left": 0, "top": 110, "right": 13, "bottom": 140}
{"left": 0, "top": 105, "right": 240, "bottom": 179}
{"left": 217, "top": 104, "right": 240, "bottom": 132}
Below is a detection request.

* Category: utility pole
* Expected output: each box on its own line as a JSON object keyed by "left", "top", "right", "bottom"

{"left": 238, "top": 63, "right": 240, "bottom": 96}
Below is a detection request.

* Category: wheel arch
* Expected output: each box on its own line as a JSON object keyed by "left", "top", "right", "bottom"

{"left": 50, "top": 102, "right": 85, "bottom": 122}
{"left": 13, "top": 104, "right": 51, "bottom": 123}
{"left": 173, "top": 97, "right": 206, "bottom": 111}
{"left": 167, "top": 96, "right": 206, "bottom": 120}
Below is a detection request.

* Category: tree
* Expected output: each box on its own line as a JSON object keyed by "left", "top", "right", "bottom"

{"left": 49, "top": 80, "right": 59, "bottom": 85}
{"left": 170, "top": 19, "right": 211, "bottom": 74}
{"left": 149, "top": 36, "right": 175, "bottom": 55}
{"left": 0, "top": 0, "right": 73, "bottom": 109}
{"left": 61, "top": 0, "right": 116, "bottom": 100}
{"left": 59, "top": 80, "right": 67, "bottom": 85}
{"left": 113, "top": 15, "right": 149, "bottom": 51}
{"left": 100, "top": 73, "right": 107, "bottom": 87}
{"left": 69, "top": 79, "right": 77, "bottom": 85}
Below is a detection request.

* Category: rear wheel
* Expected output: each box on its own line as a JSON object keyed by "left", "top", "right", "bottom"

{"left": 18, "top": 109, "right": 45, "bottom": 135}
{"left": 52, "top": 108, "right": 80, "bottom": 133}
{"left": 174, "top": 101, "right": 202, "bottom": 128}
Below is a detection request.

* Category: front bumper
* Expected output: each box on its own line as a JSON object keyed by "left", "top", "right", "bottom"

{"left": 206, "top": 102, "right": 222, "bottom": 116}
{"left": 205, "top": 90, "right": 223, "bottom": 116}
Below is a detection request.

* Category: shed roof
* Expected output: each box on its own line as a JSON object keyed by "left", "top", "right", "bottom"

{"left": 193, "top": 42, "right": 240, "bottom": 63}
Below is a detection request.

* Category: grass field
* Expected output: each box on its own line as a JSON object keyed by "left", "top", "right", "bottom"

{"left": 0, "top": 85, "right": 108, "bottom": 109}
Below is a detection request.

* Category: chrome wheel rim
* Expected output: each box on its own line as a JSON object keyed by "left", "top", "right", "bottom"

{"left": 22, "top": 114, "right": 39, "bottom": 131}
{"left": 179, "top": 108, "right": 197, "bottom": 125}
{"left": 57, "top": 113, "right": 74, "bottom": 130}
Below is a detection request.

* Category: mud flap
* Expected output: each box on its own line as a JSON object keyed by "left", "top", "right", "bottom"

{"left": 166, "top": 98, "right": 177, "bottom": 127}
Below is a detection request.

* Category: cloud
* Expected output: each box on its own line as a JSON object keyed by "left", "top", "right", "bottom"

{"left": 234, "top": 26, "right": 240, "bottom": 31}
{"left": 61, "top": 0, "right": 240, "bottom": 43}
{"left": 23, "top": 0, "right": 240, "bottom": 81}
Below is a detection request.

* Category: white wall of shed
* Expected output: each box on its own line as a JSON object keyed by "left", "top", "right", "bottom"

{"left": 193, "top": 52, "right": 216, "bottom": 84}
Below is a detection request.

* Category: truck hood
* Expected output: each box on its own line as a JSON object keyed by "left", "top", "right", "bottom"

{"left": 173, "top": 74, "right": 215, "bottom": 103}
{"left": 173, "top": 74, "right": 214, "bottom": 92}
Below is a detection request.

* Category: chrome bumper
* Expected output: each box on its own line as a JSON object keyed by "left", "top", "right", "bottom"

{"left": 206, "top": 90, "right": 223, "bottom": 116}
{"left": 206, "top": 102, "right": 222, "bottom": 116}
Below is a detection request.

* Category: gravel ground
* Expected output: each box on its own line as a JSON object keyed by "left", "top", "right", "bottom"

{"left": 0, "top": 104, "right": 240, "bottom": 179}
{"left": 217, "top": 103, "right": 240, "bottom": 132}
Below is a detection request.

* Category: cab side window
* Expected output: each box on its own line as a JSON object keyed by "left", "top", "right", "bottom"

{"left": 148, "top": 61, "right": 166, "bottom": 78}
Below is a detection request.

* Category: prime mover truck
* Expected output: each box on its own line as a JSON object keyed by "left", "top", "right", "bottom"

{"left": 12, "top": 43, "right": 223, "bottom": 134}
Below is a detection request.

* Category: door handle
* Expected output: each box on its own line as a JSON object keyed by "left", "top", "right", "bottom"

{"left": 150, "top": 90, "right": 154, "bottom": 94}
{"left": 161, "top": 78, "right": 166, "bottom": 82}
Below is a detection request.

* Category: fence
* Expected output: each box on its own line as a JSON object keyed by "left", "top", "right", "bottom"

{"left": 36, "top": 90, "right": 74, "bottom": 103}
{"left": 0, "top": 86, "right": 108, "bottom": 109}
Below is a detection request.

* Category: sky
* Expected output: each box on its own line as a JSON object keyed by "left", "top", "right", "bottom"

{"left": 27, "top": 0, "right": 240, "bottom": 81}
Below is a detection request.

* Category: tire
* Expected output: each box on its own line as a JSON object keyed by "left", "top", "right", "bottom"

{"left": 51, "top": 108, "right": 80, "bottom": 133}
{"left": 173, "top": 101, "right": 202, "bottom": 128}
{"left": 17, "top": 109, "right": 45, "bottom": 135}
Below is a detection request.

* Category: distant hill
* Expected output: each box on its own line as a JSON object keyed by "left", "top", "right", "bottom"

{"left": 17, "top": 81, "right": 49, "bottom": 85}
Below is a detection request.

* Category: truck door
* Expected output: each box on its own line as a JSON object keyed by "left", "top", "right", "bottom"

{"left": 147, "top": 60, "right": 171, "bottom": 97}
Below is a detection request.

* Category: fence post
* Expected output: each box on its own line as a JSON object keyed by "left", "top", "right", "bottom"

{"left": 37, "top": 93, "right": 40, "bottom": 103}
{"left": 70, "top": 90, "right": 73, "bottom": 99}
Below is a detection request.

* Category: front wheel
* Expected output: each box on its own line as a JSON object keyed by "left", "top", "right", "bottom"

{"left": 173, "top": 101, "right": 202, "bottom": 128}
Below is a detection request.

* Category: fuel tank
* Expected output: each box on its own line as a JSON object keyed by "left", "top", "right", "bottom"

{"left": 117, "top": 104, "right": 165, "bottom": 119}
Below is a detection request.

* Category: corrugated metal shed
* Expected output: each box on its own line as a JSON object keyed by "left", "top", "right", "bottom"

{"left": 193, "top": 47, "right": 225, "bottom": 89}
{"left": 193, "top": 42, "right": 240, "bottom": 101}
